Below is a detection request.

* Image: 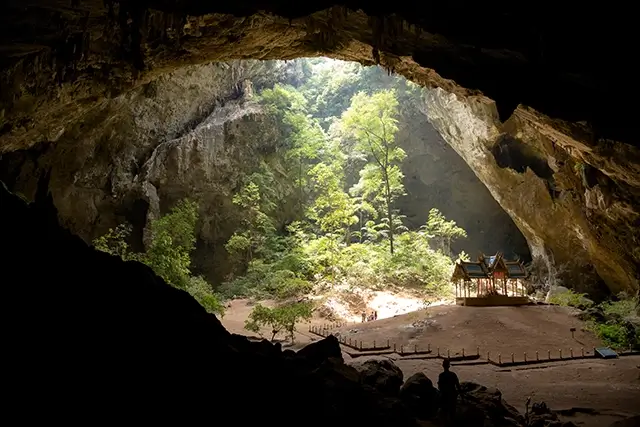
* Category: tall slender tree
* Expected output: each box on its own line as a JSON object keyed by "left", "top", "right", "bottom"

{"left": 341, "top": 90, "right": 406, "bottom": 254}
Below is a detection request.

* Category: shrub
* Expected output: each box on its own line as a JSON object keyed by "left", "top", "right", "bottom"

{"left": 244, "top": 301, "right": 313, "bottom": 342}
{"left": 186, "top": 276, "right": 225, "bottom": 317}
{"left": 548, "top": 289, "right": 594, "bottom": 309}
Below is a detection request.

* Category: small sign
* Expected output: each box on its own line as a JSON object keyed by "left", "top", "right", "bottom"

{"left": 595, "top": 347, "right": 618, "bottom": 359}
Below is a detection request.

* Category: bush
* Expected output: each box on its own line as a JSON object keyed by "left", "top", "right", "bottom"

{"left": 244, "top": 301, "right": 313, "bottom": 342}
{"left": 594, "top": 294, "right": 639, "bottom": 350}
{"left": 593, "top": 323, "right": 632, "bottom": 350}
{"left": 186, "top": 276, "right": 225, "bottom": 317}
{"left": 548, "top": 289, "right": 594, "bottom": 309}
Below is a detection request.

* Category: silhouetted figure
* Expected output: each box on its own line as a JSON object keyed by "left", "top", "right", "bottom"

{"left": 374, "top": 311, "right": 378, "bottom": 320}
{"left": 438, "top": 359, "right": 461, "bottom": 425}
{"left": 361, "top": 312, "right": 366, "bottom": 323}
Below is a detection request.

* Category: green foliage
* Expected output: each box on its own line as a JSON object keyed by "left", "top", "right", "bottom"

{"left": 341, "top": 90, "right": 405, "bottom": 254}
{"left": 244, "top": 301, "right": 313, "bottom": 342}
{"left": 223, "top": 62, "right": 466, "bottom": 303}
{"left": 186, "top": 276, "right": 225, "bottom": 316}
{"left": 594, "top": 323, "right": 631, "bottom": 349}
{"left": 93, "top": 199, "right": 224, "bottom": 317}
{"left": 548, "top": 289, "right": 594, "bottom": 309}
{"left": 421, "top": 208, "right": 468, "bottom": 255}
{"left": 552, "top": 291, "right": 639, "bottom": 350}
{"left": 143, "top": 199, "right": 198, "bottom": 290}
{"left": 92, "top": 224, "right": 139, "bottom": 261}
{"left": 226, "top": 182, "right": 275, "bottom": 268}
{"left": 594, "top": 295, "right": 640, "bottom": 350}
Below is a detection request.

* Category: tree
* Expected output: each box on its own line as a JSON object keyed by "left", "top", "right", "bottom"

{"left": 244, "top": 301, "right": 313, "bottom": 342}
{"left": 186, "top": 276, "right": 225, "bottom": 316}
{"left": 420, "top": 208, "right": 467, "bottom": 256}
{"left": 226, "top": 182, "right": 275, "bottom": 265}
{"left": 92, "top": 223, "right": 138, "bottom": 261}
{"left": 93, "top": 199, "right": 225, "bottom": 317}
{"left": 143, "top": 199, "right": 199, "bottom": 290}
{"left": 342, "top": 90, "right": 406, "bottom": 254}
{"left": 307, "top": 146, "right": 358, "bottom": 240}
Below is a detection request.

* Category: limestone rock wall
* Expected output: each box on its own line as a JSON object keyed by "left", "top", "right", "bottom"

{"left": 0, "top": 61, "right": 283, "bottom": 281}
{"left": 422, "top": 88, "right": 639, "bottom": 296}
{"left": 395, "top": 97, "right": 530, "bottom": 261}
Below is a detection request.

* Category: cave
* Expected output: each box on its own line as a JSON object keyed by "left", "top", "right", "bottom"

{"left": 1, "top": 2, "right": 639, "bottom": 426}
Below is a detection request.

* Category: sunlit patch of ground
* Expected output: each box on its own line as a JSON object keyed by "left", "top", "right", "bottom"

{"left": 311, "top": 282, "right": 453, "bottom": 322}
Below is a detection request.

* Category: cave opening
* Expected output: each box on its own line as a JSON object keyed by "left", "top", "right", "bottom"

{"left": 2, "top": 4, "right": 640, "bottom": 424}
{"left": 0, "top": 57, "right": 532, "bottom": 307}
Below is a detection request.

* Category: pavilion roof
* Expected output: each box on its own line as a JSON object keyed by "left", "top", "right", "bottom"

{"left": 459, "top": 261, "right": 490, "bottom": 278}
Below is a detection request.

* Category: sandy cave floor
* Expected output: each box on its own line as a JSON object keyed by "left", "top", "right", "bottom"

{"left": 220, "top": 301, "right": 640, "bottom": 427}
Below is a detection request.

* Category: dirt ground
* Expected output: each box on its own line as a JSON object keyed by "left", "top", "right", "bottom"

{"left": 331, "top": 305, "right": 605, "bottom": 358}
{"left": 220, "top": 301, "right": 640, "bottom": 426}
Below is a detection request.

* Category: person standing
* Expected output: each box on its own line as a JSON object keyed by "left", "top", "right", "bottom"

{"left": 438, "top": 359, "right": 461, "bottom": 425}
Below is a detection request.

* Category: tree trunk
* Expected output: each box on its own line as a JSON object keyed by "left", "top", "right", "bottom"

{"left": 383, "top": 174, "right": 394, "bottom": 255}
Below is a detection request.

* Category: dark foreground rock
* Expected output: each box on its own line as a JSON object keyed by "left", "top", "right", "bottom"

{"left": 2, "top": 179, "right": 541, "bottom": 426}
{"left": 0, "top": 178, "right": 415, "bottom": 427}
{"left": 456, "top": 382, "right": 523, "bottom": 427}
{"left": 352, "top": 358, "right": 405, "bottom": 395}
{"left": 400, "top": 372, "right": 440, "bottom": 419}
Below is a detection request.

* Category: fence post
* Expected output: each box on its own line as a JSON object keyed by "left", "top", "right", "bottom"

{"left": 401, "top": 345, "right": 404, "bottom": 355}
{"left": 462, "top": 348, "right": 465, "bottom": 357}
{"left": 415, "top": 345, "right": 418, "bottom": 353}
{"left": 447, "top": 350, "right": 450, "bottom": 359}
{"left": 487, "top": 352, "right": 490, "bottom": 362}
{"left": 581, "top": 348, "right": 584, "bottom": 357}
{"left": 536, "top": 351, "right": 539, "bottom": 361}
{"left": 524, "top": 352, "right": 527, "bottom": 362}
{"left": 498, "top": 354, "right": 501, "bottom": 364}
{"left": 511, "top": 353, "right": 514, "bottom": 363}
{"left": 548, "top": 350, "right": 551, "bottom": 360}
{"left": 570, "top": 348, "right": 573, "bottom": 358}
{"left": 477, "top": 346, "right": 480, "bottom": 356}
{"left": 393, "top": 343, "right": 396, "bottom": 352}
{"left": 373, "top": 340, "right": 376, "bottom": 349}
{"left": 360, "top": 341, "right": 362, "bottom": 350}
{"left": 437, "top": 347, "right": 440, "bottom": 357}
{"left": 387, "top": 339, "right": 390, "bottom": 348}
{"left": 559, "top": 349, "right": 562, "bottom": 359}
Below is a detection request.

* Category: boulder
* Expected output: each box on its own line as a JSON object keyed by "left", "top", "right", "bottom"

{"left": 399, "top": 372, "right": 440, "bottom": 419}
{"left": 297, "top": 334, "right": 343, "bottom": 367}
{"left": 526, "top": 401, "right": 568, "bottom": 427}
{"left": 458, "top": 382, "right": 523, "bottom": 426}
{"left": 352, "top": 359, "right": 405, "bottom": 396}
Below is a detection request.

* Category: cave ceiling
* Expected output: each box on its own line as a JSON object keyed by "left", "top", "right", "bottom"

{"left": 1, "top": 1, "right": 637, "bottom": 151}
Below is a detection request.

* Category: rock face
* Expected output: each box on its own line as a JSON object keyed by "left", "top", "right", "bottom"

{"left": 422, "top": 88, "right": 640, "bottom": 296}
{"left": 396, "top": 95, "right": 530, "bottom": 260}
{"left": 0, "top": 2, "right": 638, "bottom": 294}
{"left": 0, "top": 61, "right": 287, "bottom": 281}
